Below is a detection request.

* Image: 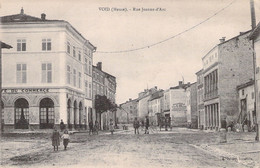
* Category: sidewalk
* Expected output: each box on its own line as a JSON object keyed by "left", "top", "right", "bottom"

{"left": 195, "top": 132, "right": 260, "bottom": 168}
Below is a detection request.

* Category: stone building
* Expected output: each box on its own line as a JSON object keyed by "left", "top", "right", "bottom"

{"left": 148, "top": 90, "right": 164, "bottom": 125}
{"left": 186, "top": 82, "right": 198, "bottom": 128}
{"left": 249, "top": 21, "right": 260, "bottom": 139}
{"left": 0, "top": 9, "right": 96, "bottom": 130}
{"left": 237, "top": 80, "right": 255, "bottom": 130}
{"left": 196, "top": 69, "right": 204, "bottom": 129}
{"left": 202, "top": 31, "right": 254, "bottom": 130}
{"left": 92, "top": 62, "right": 116, "bottom": 130}
{"left": 117, "top": 98, "right": 138, "bottom": 124}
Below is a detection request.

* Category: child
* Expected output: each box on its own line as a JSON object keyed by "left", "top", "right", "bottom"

{"left": 51, "top": 128, "right": 60, "bottom": 151}
{"left": 61, "top": 130, "right": 70, "bottom": 150}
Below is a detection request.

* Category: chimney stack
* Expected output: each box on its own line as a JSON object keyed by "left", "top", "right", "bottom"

{"left": 219, "top": 37, "right": 226, "bottom": 43}
{"left": 41, "top": 13, "right": 46, "bottom": 20}
{"left": 97, "top": 62, "right": 102, "bottom": 71}
{"left": 179, "top": 81, "right": 183, "bottom": 86}
{"left": 250, "top": 0, "right": 256, "bottom": 29}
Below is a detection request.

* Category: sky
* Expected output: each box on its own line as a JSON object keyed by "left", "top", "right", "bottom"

{"left": 1, "top": 0, "right": 260, "bottom": 104}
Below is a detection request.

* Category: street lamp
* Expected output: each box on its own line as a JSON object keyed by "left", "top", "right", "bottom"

{"left": 0, "top": 41, "right": 12, "bottom": 133}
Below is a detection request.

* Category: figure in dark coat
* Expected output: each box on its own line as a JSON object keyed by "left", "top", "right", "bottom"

{"left": 51, "top": 128, "right": 60, "bottom": 151}
{"left": 145, "top": 116, "right": 150, "bottom": 134}
{"left": 133, "top": 117, "right": 140, "bottom": 134}
{"left": 60, "top": 119, "right": 65, "bottom": 132}
{"left": 89, "top": 120, "right": 94, "bottom": 135}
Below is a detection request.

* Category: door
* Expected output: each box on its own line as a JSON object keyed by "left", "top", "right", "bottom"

{"left": 40, "top": 98, "right": 54, "bottom": 129}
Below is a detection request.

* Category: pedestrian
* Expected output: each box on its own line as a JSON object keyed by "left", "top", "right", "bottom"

{"left": 60, "top": 119, "right": 65, "bottom": 132}
{"left": 133, "top": 117, "right": 139, "bottom": 134}
{"left": 94, "top": 120, "right": 99, "bottom": 135}
{"left": 89, "top": 120, "right": 94, "bottom": 135}
{"left": 145, "top": 116, "right": 150, "bottom": 134}
{"left": 61, "top": 130, "right": 70, "bottom": 150}
{"left": 51, "top": 127, "right": 60, "bottom": 151}
{"left": 109, "top": 119, "right": 114, "bottom": 135}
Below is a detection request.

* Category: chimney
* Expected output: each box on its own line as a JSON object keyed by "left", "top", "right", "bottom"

{"left": 250, "top": 0, "right": 256, "bottom": 29}
{"left": 179, "top": 81, "right": 183, "bottom": 86}
{"left": 97, "top": 62, "right": 102, "bottom": 71}
{"left": 129, "top": 98, "right": 132, "bottom": 101}
{"left": 41, "top": 13, "right": 46, "bottom": 20}
{"left": 219, "top": 37, "right": 226, "bottom": 43}
{"left": 155, "top": 86, "right": 157, "bottom": 90}
{"left": 20, "top": 8, "right": 24, "bottom": 14}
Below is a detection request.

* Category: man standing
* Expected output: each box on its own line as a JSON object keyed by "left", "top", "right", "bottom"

{"left": 133, "top": 117, "right": 139, "bottom": 134}
{"left": 89, "top": 120, "right": 93, "bottom": 135}
{"left": 145, "top": 116, "right": 149, "bottom": 134}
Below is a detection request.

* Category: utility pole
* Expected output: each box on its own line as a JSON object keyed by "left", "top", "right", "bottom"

{"left": 250, "top": 0, "right": 259, "bottom": 141}
{"left": 0, "top": 41, "right": 12, "bottom": 133}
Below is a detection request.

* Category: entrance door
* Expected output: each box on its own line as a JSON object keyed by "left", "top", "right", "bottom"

{"left": 15, "top": 98, "right": 29, "bottom": 129}
{"left": 40, "top": 98, "right": 54, "bottom": 129}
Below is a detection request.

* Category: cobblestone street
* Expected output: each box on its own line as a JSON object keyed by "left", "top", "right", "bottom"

{"left": 1, "top": 127, "right": 259, "bottom": 168}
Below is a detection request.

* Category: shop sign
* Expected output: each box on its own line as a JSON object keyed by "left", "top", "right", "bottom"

{"left": 172, "top": 103, "right": 187, "bottom": 111}
{"left": 2, "top": 88, "right": 50, "bottom": 94}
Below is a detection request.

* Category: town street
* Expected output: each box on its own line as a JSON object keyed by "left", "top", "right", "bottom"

{"left": 1, "top": 127, "right": 259, "bottom": 168}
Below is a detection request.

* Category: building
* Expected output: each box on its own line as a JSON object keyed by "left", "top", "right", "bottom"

{"left": 196, "top": 69, "right": 204, "bottom": 129}
{"left": 237, "top": 80, "right": 255, "bottom": 130}
{"left": 137, "top": 87, "right": 158, "bottom": 120}
{"left": 117, "top": 98, "right": 138, "bottom": 124}
{"left": 249, "top": 21, "right": 260, "bottom": 139}
{"left": 92, "top": 62, "right": 116, "bottom": 130}
{"left": 202, "top": 31, "right": 254, "bottom": 130}
{"left": 148, "top": 90, "right": 164, "bottom": 125}
{"left": 186, "top": 82, "right": 198, "bottom": 128}
{"left": 0, "top": 9, "right": 96, "bottom": 130}
{"left": 169, "top": 81, "right": 190, "bottom": 127}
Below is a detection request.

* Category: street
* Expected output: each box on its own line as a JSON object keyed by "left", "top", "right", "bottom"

{"left": 1, "top": 127, "right": 259, "bottom": 168}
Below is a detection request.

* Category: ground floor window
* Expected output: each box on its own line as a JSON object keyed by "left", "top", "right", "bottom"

{"left": 40, "top": 98, "right": 54, "bottom": 129}
{"left": 15, "top": 98, "right": 29, "bottom": 129}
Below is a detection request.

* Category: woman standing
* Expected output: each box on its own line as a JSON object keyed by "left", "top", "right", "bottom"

{"left": 51, "top": 128, "right": 60, "bottom": 151}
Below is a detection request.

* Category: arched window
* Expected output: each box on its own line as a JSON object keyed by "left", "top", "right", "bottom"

{"left": 79, "top": 102, "right": 83, "bottom": 128}
{"left": 39, "top": 98, "right": 54, "bottom": 129}
{"left": 15, "top": 98, "right": 29, "bottom": 129}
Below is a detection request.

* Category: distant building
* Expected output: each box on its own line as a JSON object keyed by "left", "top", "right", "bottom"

{"left": 0, "top": 9, "right": 96, "bottom": 130}
{"left": 202, "top": 31, "right": 254, "bottom": 130}
{"left": 237, "top": 80, "right": 255, "bottom": 130}
{"left": 196, "top": 69, "right": 204, "bottom": 129}
{"left": 117, "top": 98, "right": 138, "bottom": 124}
{"left": 186, "top": 82, "right": 198, "bottom": 128}
{"left": 148, "top": 90, "right": 164, "bottom": 125}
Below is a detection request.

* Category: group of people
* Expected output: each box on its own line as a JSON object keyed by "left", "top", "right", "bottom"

{"left": 51, "top": 120, "right": 70, "bottom": 151}
{"left": 133, "top": 116, "right": 150, "bottom": 134}
{"left": 88, "top": 120, "right": 99, "bottom": 135}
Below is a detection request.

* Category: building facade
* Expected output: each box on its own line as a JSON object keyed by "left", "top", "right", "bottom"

{"left": 196, "top": 69, "right": 204, "bottom": 129}
{"left": 202, "top": 31, "right": 254, "bottom": 130}
{"left": 148, "top": 90, "right": 164, "bottom": 125}
{"left": 0, "top": 10, "right": 96, "bottom": 130}
{"left": 117, "top": 98, "right": 138, "bottom": 124}
{"left": 237, "top": 80, "right": 255, "bottom": 130}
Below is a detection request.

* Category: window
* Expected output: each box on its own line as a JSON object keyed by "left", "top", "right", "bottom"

{"left": 85, "top": 80, "right": 88, "bottom": 97}
{"left": 73, "top": 69, "right": 76, "bottom": 87}
{"left": 67, "top": 42, "right": 70, "bottom": 54}
{"left": 78, "top": 51, "right": 81, "bottom": 61}
{"left": 67, "top": 65, "right": 71, "bottom": 84}
{"left": 78, "top": 72, "right": 81, "bottom": 88}
{"left": 252, "top": 92, "right": 254, "bottom": 99}
{"left": 84, "top": 58, "right": 88, "bottom": 74}
{"left": 42, "top": 39, "right": 51, "bottom": 51}
{"left": 42, "top": 63, "right": 52, "bottom": 83}
{"left": 89, "top": 61, "right": 92, "bottom": 75}
{"left": 17, "top": 39, "right": 26, "bottom": 51}
{"left": 73, "top": 46, "right": 76, "bottom": 57}
{"left": 242, "top": 89, "right": 244, "bottom": 96}
{"left": 16, "top": 64, "right": 26, "bottom": 83}
{"left": 89, "top": 83, "right": 92, "bottom": 98}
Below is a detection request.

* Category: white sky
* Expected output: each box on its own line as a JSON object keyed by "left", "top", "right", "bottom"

{"left": 1, "top": 0, "right": 260, "bottom": 104}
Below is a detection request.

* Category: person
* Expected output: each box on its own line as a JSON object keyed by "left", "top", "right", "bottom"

{"left": 61, "top": 130, "right": 70, "bottom": 150}
{"left": 145, "top": 116, "right": 150, "bottom": 134}
{"left": 89, "top": 120, "right": 94, "bottom": 135}
{"left": 133, "top": 117, "right": 139, "bottom": 134}
{"left": 109, "top": 119, "right": 114, "bottom": 135}
{"left": 60, "top": 119, "right": 65, "bottom": 132}
{"left": 94, "top": 120, "right": 99, "bottom": 135}
{"left": 51, "top": 128, "right": 60, "bottom": 151}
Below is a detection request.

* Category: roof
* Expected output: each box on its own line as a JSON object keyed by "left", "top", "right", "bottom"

{"left": 148, "top": 90, "right": 164, "bottom": 101}
{"left": 249, "top": 22, "right": 260, "bottom": 40}
{"left": 202, "top": 30, "right": 252, "bottom": 60}
{"left": 237, "top": 80, "right": 254, "bottom": 90}
{"left": 0, "top": 41, "right": 12, "bottom": 49}
{"left": 0, "top": 9, "right": 96, "bottom": 50}
{"left": 195, "top": 69, "right": 203, "bottom": 75}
